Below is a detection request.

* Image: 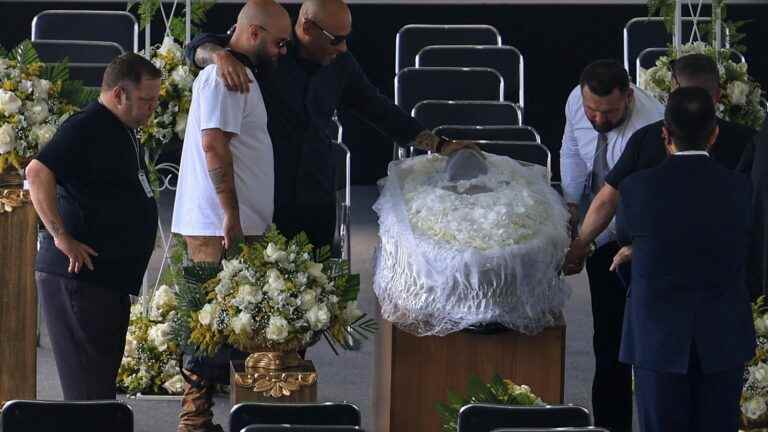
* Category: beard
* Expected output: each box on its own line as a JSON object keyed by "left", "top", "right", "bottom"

{"left": 589, "top": 101, "right": 631, "bottom": 133}
{"left": 255, "top": 51, "right": 279, "bottom": 75}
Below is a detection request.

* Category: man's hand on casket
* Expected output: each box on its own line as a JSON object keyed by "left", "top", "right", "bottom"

{"left": 563, "top": 237, "right": 594, "bottom": 275}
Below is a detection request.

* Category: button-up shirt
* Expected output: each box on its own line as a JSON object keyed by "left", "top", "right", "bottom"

{"left": 561, "top": 84, "right": 663, "bottom": 245}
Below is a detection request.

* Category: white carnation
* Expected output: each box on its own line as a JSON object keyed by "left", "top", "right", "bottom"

{"left": 29, "top": 124, "right": 56, "bottom": 148}
{"left": 0, "top": 123, "right": 16, "bottom": 153}
{"left": 34, "top": 79, "right": 51, "bottom": 100}
{"left": 162, "top": 374, "right": 185, "bottom": 394}
{"left": 306, "top": 303, "right": 331, "bottom": 330}
{"left": 219, "top": 258, "right": 245, "bottom": 281}
{"left": 158, "top": 36, "right": 184, "bottom": 59}
{"left": 148, "top": 322, "right": 172, "bottom": 352}
{"left": 0, "top": 89, "right": 22, "bottom": 115}
{"left": 198, "top": 303, "right": 219, "bottom": 328}
{"left": 171, "top": 66, "right": 195, "bottom": 90}
{"left": 25, "top": 101, "right": 49, "bottom": 125}
{"left": 743, "top": 396, "right": 767, "bottom": 420}
{"left": 263, "top": 269, "right": 287, "bottom": 301}
{"left": 231, "top": 312, "right": 254, "bottom": 335}
{"left": 749, "top": 362, "right": 768, "bottom": 385}
{"left": 236, "top": 284, "right": 262, "bottom": 304}
{"left": 215, "top": 278, "right": 233, "bottom": 300}
{"left": 299, "top": 289, "right": 317, "bottom": 310}
{"left": 175, "top": 112, "right": 188, "bottom": 139}
{"left": 152, "top": 285, "right": 177, "bottom": 311}
{"left": 19, "top": 80, "right": 34, "bottom": 95}
{"left": 727, "top": 81, "right": 750, "bottom": 106}
{"left": 264, "top": 243, "right": 289, "bottom": 263}
{"left": 265, "top": 315, "right": 290, "bottom": 341}
{"left": 307, "top": 262, "right": 328, "bottom": 284}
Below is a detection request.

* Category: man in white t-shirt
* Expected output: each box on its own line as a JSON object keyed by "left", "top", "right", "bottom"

{"left": 172, "top": 0, "right": 291, "bottom": 266}
{"left": 172, "top": 4, "right": 290, "bottom": 430}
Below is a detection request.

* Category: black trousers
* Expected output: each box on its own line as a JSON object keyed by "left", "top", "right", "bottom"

{"left": 585, "top": 242, "right": 633, "bottom": 432}
{"left": 36, "top": 272, "right": 130, "bottom": 400}
{"left": 635, "top": 350, "right": 744, "bottom": 432}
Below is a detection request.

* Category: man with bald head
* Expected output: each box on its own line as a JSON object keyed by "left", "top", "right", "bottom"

{"left": 171, "top": 2, "right": 291, "bottom": 431}
{"left": 186, "top": 0, "right": 464, "bottom": 251}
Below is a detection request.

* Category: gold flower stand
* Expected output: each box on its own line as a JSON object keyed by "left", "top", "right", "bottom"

{"left": 230, "top": 352, "right": 318, "bottom": 404}
{"left": 0, "top": 192, "right": 37, "bottom": 409}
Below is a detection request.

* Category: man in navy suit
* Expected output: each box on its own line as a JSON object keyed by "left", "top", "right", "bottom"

{"left": 613, "top": 87, "right": 755, "bottom": 431}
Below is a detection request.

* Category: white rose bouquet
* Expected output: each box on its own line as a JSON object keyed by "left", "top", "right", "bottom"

{"left": 639, "top": 42, "right": 765, "bottom": 130}
{"left": 0, "top": 41, "right": 93, "bottom": 174}
{"left": 172, "top": 225, "right": 374, "bottom": 357}
{"left": 138, "top": 37, "right": 197, "bottom": 184}
{"left": 742, "top": 296, "right": 768, "bottom": 428}
{"left": 117, "top": 285, "right": 184, "bottom": 396}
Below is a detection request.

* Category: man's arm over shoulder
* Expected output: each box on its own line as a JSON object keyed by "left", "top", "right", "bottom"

{"left": 185, "top": 32, "right": 232, "bottom": 68}
{"left": 339, "top": 53, "right": 424, "bottom": 147}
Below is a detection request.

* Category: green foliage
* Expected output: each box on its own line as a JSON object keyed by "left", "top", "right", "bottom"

{"left": 13, "top": 40, "right": 40, "bottom": 67}
{"left": 42, "top": 61, "right": 70, "bottom": 83}
{"left": 128, "top": 0, "right": 215, "bottom": 39}
{"left": 437, "top": 374, "right": 544, "bottom": 432}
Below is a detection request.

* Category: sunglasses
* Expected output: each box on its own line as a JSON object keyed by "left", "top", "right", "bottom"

{"left": 307, "top": 19, "right": 349, "bottom": 46}
{"left": 257, "top": 25, "right": 291, "bottom": 49}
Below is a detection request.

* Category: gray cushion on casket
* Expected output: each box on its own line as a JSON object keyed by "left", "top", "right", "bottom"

{"left": 446, "top": 148, "right": 488, "bottom": 181}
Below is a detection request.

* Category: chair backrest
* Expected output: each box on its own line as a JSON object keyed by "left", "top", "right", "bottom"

{"left": 31, "top": 10, "right": 139, "bottom": 53}
{"left": 413, "top": 99, "right": 521, "bottom": 133}
{"left": 396, "top": 67, "right": 503, "bottom": 118}
{"left": 636, "top": 47, "right": 745, "bottom": 86}
{"left": 491, "top": 428, "right": 609, "bottom": 432}
{"left": 623, "top": 17, "right": 729, "bottom": 82}
{"left": 0, "top": 400, "right": 134, "bottom": 432}
{"left": 332, "top": 141, "right": 351, "bottom": 261}
{"left": 30, "top": 39, "right": 124, "bottom": 63}
{"left": 416, "top": 45, "right": 524, "bottom": 111}
{"left": 395, "top": 24, "right": 501, "bottom": 73}
{"left": 457, "top": 404, "right": 592, "bottom": 432}
{"left": 240, "top": 426, "right": 363, "bottom": 432}
{"left": 229, "top": 402, "right": 361, "bottom": 432}
{"left": 471, "top": 140, "right": 551, "bottom": 178}
{"left": 433, "top": 125, "right": 541, "bottom": 144}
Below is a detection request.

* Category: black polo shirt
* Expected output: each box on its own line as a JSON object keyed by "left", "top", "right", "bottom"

{"left": 35, "top": 102, "right": 158, "bottom": 295}
{"left": 606, "top": 118, "right": 756, "bottom": 189}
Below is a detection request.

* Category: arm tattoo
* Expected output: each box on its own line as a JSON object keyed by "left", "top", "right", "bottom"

{"left": 208, "top": 167, "right": 228, "bottom": 193}
{"left": 196, "top": 43, "right": 226, "bottom": 69}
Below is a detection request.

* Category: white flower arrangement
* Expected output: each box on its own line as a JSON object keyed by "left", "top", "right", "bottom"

{"left": 638, "top": 42, "right": 765, "bottom": 130}
{"left": 138, "top": 37, "right": 197, "bottom": 178}
{"left": 117, "top": 285, "right": 183, "bottom": 396}
{"left": 0, "top": 41, "right": 85, "bottom": 173}
{"left": 175, "top": 226, "right": 373, "bottom": 356}
{"left": 742, "top": 296, "right": 768, "bottom": 427}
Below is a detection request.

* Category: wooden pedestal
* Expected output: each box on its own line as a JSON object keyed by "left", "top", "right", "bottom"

{"left": 374, "top": 320, "right": 565, "bottom": 432}
{"left": 0, "top": 202, "right": 38, "bottom": 407}
{"left": 230, "top": 360, "right": 318, "bottom": 405}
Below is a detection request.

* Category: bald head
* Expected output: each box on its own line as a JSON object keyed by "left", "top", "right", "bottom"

{"left": 236, "top": 0, "right": 291, "bottom": 34}
{"left": 229, "top": 0, "right": 291, "bottom": 71}
{"left": 299, "top": 0, "right": 351, "bottom": 32}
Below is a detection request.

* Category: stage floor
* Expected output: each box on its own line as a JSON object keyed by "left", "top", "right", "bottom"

{"left": 35, "top": 186, "right": 636, "bottom": 432}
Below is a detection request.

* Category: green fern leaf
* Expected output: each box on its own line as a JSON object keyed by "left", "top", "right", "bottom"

{"left": 14, "top": 40, "right": 40, "bottom": 67}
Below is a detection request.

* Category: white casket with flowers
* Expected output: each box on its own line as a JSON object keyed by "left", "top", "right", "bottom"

{"left": 372, "top": 151, "right": 571, "bottom": 337}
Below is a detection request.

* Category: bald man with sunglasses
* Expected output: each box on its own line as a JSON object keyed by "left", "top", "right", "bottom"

{"left": 187, "top": 0, "right": 469, "bottom": 252}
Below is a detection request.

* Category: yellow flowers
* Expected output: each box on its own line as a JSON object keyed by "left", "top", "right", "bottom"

{"left": 2, "top": 81, "right": 16, "bottom": 92}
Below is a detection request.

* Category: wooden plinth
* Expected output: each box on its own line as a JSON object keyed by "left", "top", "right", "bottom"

{"left": 374, "top": 319, "right": 565, "bottom": 432}
{"left": 230, "top": 360, "right": 318, "bottom": 405}
{"left": 0, "top": 202, "right": 38, "bottom": 407}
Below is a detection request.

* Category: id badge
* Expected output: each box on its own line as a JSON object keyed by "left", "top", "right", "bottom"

{"left": 138, "top": 170, "right": 154, "bottom": 198}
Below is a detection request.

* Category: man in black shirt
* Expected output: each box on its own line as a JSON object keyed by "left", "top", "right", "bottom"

{"left": 26, "top": 53, "right": 161, "bottom": 400}
{"left": 564, "top": 53, "right": 756, "bottom": 275}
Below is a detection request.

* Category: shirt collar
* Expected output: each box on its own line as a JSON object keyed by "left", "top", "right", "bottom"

{"left": 225, "top": 48, "right": 256, "bottom": 71}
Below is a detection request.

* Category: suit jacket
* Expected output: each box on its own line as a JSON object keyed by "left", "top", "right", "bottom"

{"left": 616, "top": 154, "right": 755, "bottom": 374}
{"left": 738, "top": 118, "right": 768, "bottom": 299}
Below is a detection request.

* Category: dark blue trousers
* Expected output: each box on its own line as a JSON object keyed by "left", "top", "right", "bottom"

{"left": 634, "top": 350, "right": 745, "bottom": 432}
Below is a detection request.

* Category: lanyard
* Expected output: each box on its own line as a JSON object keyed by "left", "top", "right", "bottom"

{"left": 124, "top": 127, "right": 142, "bottom": 170}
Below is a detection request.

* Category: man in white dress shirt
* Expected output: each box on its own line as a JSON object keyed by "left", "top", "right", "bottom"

{"left": 170, "top": 1, "right": 291, "bottom": 431}
{"left": 560, "top": 59, "right": 663, "bottom": 432}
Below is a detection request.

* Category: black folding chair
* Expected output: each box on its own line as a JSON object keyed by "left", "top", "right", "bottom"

{"left": 229, "top": 402, "right": 361, "bottom": 432}
{"left": 395, "top": 24, "right": 501, "bottom": 73}
{"left": 31, "top": 10, "right": 139, "bottom": 53}
{"left": 395, "top": 67, "right": 503, "bottom": 159}
{"left": 0, "top": 400, "right": 134, "bottom": 432}
{"left": 416, "top": 45, "right": 524, "bottom": 113}
{"left": 635, "top": 46, "right": 745, "bottom": 85}
{"left": 240, "top": 426, "right": 363, "bottom": 432}
{"left": 491, "top": 428, "right": 609, "bottom": 432}
{"left": 623, "top": 17, "right": 729, "bottom": 83}
{"left": 434, "top": 125, "right": 541, "bottom": 144}
{"left": 413, "top": 100, "right": 521, "bottom": 132}
{"left": 457, "top": 404, "right": 592, "bottom": 432}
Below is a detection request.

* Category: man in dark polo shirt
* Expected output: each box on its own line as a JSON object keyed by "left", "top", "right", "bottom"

{"left": 25, "top": 53, "right": 161, "bottom": 400}
{"left": 564, "top": 53, "right": 756, "bottom": 275}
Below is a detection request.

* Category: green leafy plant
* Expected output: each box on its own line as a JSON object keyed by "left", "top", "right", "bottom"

{"left": 127, "top": 0, "right": 215, "bottom": 43}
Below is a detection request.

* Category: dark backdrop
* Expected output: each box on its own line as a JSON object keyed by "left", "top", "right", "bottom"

{"left": 3, "top": 1, "right": 767, "bottom": 183}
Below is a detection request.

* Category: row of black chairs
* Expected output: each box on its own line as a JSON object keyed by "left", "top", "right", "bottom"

{"left": 0, "top": 400, "right": 606, "bottom": 432}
